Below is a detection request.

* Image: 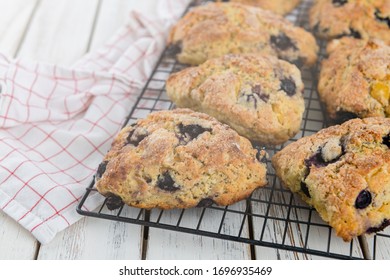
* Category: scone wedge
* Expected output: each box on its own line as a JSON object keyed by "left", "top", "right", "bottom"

{"left": 272, "top": 117, "right": 390, "bottom": 241}
{"left": 168, "top": 2, "right": 318, "bottom": 67}
{"left": 310, "top": 0, "right": 390, "bottom": 44}
{"left": 96, "top": 109, "right": 268, "bottom": 210}
{"left": 166, "top": 53, "right": 305, "bottom": 145}
{"left": 318, "top": 37, "right": 390, "bottom": 123}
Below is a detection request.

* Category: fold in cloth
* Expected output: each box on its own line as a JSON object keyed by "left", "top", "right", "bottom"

{"left": 0, "top": 0, "right": 190, "bottom": 244}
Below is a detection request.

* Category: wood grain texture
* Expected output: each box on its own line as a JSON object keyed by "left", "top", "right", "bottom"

{"left": 17, "top": 0, "right": 99, "bottom": 66}
{"left": 89, "top": 0, "right": 155, "bottom": 50}
{"left": 0, "top": 210, "right": 39, "bottom": 260}
{"left": 0, "top": 0, "right": 38, "bottom": 57}
{"left": 145, "top": 202, "right": 252, "bottom": 259}
{"left": 37, "top": 208, "right": 143, "bottom": 259}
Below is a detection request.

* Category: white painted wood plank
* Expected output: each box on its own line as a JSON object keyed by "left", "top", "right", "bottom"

{"left": 16, "top": 0, "right": 99, "bottom": 66}
{"left": 146, "top": 202, "right": 252, "bottom": 260}
{"left": 37, "top": 208, "right": 143, "bottom": 259}
{"left": 0, "top": 0, "right": 38, "bottom": 57}
{"left": 89, "top": 0, "right": 155, "bottom": 50}
{"left": 0, "top": 210, "right": 39, "bottom": 260}
{"left": 0, "top": 0, "right": 40, "bottom": 260}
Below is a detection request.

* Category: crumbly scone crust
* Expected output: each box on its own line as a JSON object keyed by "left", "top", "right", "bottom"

{"left": 166, "top": 53, "right": 305, "bottom": 145}
{"left": 309, "top": 0, "right": 390, "bottom": 43}
{"left": 272, "top": 117, "right": 390, "bottom": 241}
{"left": 318, "top": 37, "right": 390, "bottom": 121}
{"left": 96, "top": 109, "right": 268, "bottom": 210}
{"left": 168, "top": 2, "right": 318, "bottom": 67}
{"left": 216, "top": 0, "right": 301, "bottom": 15}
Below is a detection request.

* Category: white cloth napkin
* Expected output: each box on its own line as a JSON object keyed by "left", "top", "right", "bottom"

{"left": 0, "top": 0, "right": 190, "bottom": 244}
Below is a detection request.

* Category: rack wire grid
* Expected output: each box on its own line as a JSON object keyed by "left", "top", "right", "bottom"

{"left": 77, "top": 0, "right": 390, "bottom": 260}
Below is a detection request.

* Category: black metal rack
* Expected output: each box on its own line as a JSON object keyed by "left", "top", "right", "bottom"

{"left": 77, "top": 0, "right": 390, "bottom": 259}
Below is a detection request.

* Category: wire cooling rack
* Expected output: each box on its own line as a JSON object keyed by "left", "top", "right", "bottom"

{"left": 77, "top": 0, "right": 390, "bottom": 260}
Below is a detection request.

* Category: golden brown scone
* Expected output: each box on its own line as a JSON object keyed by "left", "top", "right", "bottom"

{"left": 272, "top": 117, "right": 390, "bottom": 241}
{"left": 166, "top": 53, "right": 305, "bottom": 145}
{"left": 309, "top": 0, "right": 390, "bottom": 44}
{"left": 96, "top": 109, "right": 268, "bottom": 210}
{"left": 318, "top": 37, "right": 390, "bottom": 123}
{"left": 167, "top": 2, "right": 318, "bottom": 67}
{"left": 216, "top": 0, "right": 301, "bottom": 15}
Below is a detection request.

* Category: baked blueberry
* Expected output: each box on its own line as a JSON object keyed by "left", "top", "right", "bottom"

{"left": 355, "top": 190, "right": 372, "bottom": 209}
{"left": 349, "top": 28, "right": 362, "bottom": 39}
{"left": 96, "top": 161, "right": 108, "bottom": 181}
{"left": 305, "top": 150, "right": 327, "bottom": 168}
{"left": 252, "top": 84, "right": 269, "bottom": 102}
{"left": 366, "top": 219, "right": 390, "bottom": 234}
{"left": 332, "top": 0, "right": 348, "bottom": 7}
{"left": 178, "top": 123, "right": 211, "bottom": 142}
{"left": 270, "top": 33, "right": 298, "bottom": 51}
{"left": 106, "top": 193, "right": 124, "bottom": 210}
{"left": 157, "top": 172, "right": 181, "bottom": 192}
{"left": 305, "top": 141, "right": 343, "bottom": 168}
{"left": 382, "top": 134, "right": 390, "bottom": 148}
{"left": 334, "top": 110, "right": 358, "bottom": 124}
{"left": 126, "top": 129, "right": 148, "bottom": 146}
{"left": 291, "top": 57, "right": 305, "bottom": 68}
{"left": 166, "top": 41, "right": 182, "bottom": 57}
{"left": 280, "top": 77, "right": 296, "bottom": 96}
{"left": 300, "top": 181, "right": 311, "bottom": 198}
{"left": 196, "top": 198, "right": 215, "bottom": 207}
{"left": 375, "top": 9, "right": 390, "bottom": 28}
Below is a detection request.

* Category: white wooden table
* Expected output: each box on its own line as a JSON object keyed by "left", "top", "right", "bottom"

{"left": 0, "top": 0, "right": 389, "bottom": 260}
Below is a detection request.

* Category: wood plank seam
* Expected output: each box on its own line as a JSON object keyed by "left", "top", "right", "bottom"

{"left": 14, "top": 0, "right": 41, "bottom": 57}
{"left": 84, "top": 0, "right": 102, "bottom": 56}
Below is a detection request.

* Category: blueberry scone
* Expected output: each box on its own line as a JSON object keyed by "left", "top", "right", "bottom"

{"left": 166, "top": 54, "right": 305, "bottom": 145}
{"left": 167, "top": 2, "right": 318, "bottom": 67}
{"left": 309, "top": 0, "right": 390, "bottom": 44}
{"left": 318, "top": 37, "right": 390, "bottom": 123}
{"left": 216, "top": 0, "right": 301, "bottom": 15}
{"left": 95, "top": 109, "right": 268, "bottom": 210}
{"left": 272, "top": 117, "right": 390, "bottom": 241}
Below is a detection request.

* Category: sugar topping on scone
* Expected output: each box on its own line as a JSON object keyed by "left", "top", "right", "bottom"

{"left": 96, "top": 109, "right": 268, "bottom": 210}
{"left": 168, "top": 2, "right": 318, "bottom": 67}
{"left": 310, "top": 0, "right": 390, "bottom": 43}
{"left": 272, "top": 117, "right": 390, "bottom": 241}
{"left": 166, "top": 53, "right": 305, "bottom": 145}
{"left": 318, "top": 37, "right": 390, "bottom": 123}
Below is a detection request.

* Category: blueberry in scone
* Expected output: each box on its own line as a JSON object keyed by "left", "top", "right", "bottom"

{"left": 167, "top": 2, "right": 318, "bottom": 67}
{"left": 96, "top": 109, "right": 268, "bottom": 210}
{"left": 318, "top": 37, "right": 390, "bottom": 123}
{"left": 272, "top": 117, "right": 390, "bottom": 241}
{"left": 310, "top": 0, "right": 390, "bottom": 44}
{"left": 166, "top": 53, "right": 305, "bottom": 145}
